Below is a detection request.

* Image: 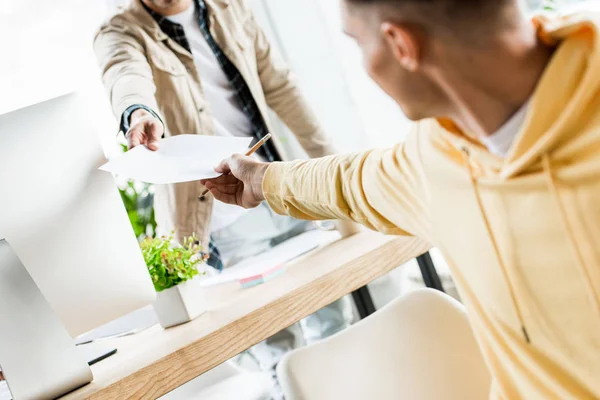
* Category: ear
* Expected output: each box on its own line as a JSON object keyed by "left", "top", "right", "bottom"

{"left": 381, "top": 22, "right": 420, "bottom": 72}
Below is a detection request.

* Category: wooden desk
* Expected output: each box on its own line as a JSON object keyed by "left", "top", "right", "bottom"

{"left": 62, "top": 232, "right": 429, "bottom": 400}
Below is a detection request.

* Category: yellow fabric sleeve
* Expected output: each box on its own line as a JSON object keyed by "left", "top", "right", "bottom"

{"left": 262, "top": 135, "right": 431, "bottom": 239}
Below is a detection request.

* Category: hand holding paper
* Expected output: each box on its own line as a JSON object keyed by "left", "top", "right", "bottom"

{"left": 126, "top": 108, "right": 164, "bottom": 151}
{"left": 200, "top": 156, "right": 269, "bottom": 209}
{"left": 198, "top": 133, "right": 272, "bottom": 200}
{"left": 99, "top": 135, "right": 253, "bottom": 184}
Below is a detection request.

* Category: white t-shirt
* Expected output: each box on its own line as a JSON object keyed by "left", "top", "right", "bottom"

{"left": 166, "top": 4, "right": 251, "bottom": 232}
{"left": 481, "top": 101, "right": 529, "bottom": 157}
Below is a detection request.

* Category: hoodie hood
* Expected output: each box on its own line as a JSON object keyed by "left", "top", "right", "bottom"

{"left": 435, "top": 12, "right": 600, "bottom": 179}
{"left": 502, "top": 12, "right": 600, "bottom": 178}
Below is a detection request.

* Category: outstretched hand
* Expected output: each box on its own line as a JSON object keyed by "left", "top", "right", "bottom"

{"left": 200, "top": 154, "right": 270, "bottom": 209}
{"left": 126, "top": 109, "right": 164, "bottom": 151}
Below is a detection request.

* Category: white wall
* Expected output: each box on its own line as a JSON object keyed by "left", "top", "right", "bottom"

{"left": 250, "top": 0, "right": 413, "bottom": 153}
{"left": 563, "top": 0, "right": 600, "bottom": 11}
{"left": 0, "top": 0, "right": 109, "bottom": 113}
{"left": 249, "top": 0, "right": 370, "bottom": 155}
{"left": 316, "top": 0, "right": 413, "bottom": 148}
{"left": 0, "top": 0, "right": 120, "bottom": 157}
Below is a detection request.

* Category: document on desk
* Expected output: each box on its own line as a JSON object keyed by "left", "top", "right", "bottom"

{"left": 199, "top": 230, "right": 342, "bottom": 288}
{"left": 99, "top": 135, "right": 253, "bottom": 184}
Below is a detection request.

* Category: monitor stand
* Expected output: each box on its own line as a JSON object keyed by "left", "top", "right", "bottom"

{"left": 0, "top": 343, "right": 116, "bottom": 400}
{"left": 0, "top": 240, "right": 93, "bottom": 400}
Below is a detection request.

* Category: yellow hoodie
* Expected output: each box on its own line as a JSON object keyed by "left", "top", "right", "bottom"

{"left": 262, "top": 13, "right": 600, "bottom": 400}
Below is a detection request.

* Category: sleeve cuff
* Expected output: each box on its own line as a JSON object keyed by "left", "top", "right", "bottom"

{"left": 262, "top": 162, "right": 288, "bottom": 215}
{"left": 119, "top": 104, "right": 164, "bottom": 136}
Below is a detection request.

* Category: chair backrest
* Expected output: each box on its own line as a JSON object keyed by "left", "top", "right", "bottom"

{"left": 277, "top": 289, "right": 491, "bottom": 400}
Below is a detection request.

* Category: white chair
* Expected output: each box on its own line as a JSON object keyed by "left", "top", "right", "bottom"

{"left": 277, "top": 289, "right": 491, "bottom": 400}
{"left": 160, "top": 361, "right": 273, "bottom": 400}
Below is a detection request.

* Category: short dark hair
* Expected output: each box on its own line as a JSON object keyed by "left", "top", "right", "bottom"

{"left": 346, "top": 0, "right": 510, "bottom": 13}
{"left": 345, "top": 0, "right": 517, "bottom": 40}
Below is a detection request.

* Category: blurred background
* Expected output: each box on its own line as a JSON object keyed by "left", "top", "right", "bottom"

{"left": 0, "top": 0, "right": 597, "bottom": 398}
{"left": 1, "top": 0, "right": 593, "bottom": 310}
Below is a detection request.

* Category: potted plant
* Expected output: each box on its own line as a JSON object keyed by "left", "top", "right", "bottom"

{"left": 141, "top": 233, "right": 209, "bottom": 328}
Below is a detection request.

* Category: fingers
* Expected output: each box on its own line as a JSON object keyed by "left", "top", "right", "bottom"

{"left": 146, "top": 137, "right": 159, "bottom": 151}
{"left": 127, "top": 129, "right": 143, "bottom": 149}
{"left": 214, "top": 157, "right": 233, "bottom": 174}
{"left": 145, "top": 120, "right": 162, "bottom": 151}
{"left": 204, "top": 180, "right": 239, "bottom": 194}
{"left": 205, "top": 183, "right": 239, "bottom": 205}
{"left": 207, "top": 174, "right": 239, "bottom": 185}
{"left": 213, "top": 184, "right": 239, "bottom": 195}
{"left": 148, "top": 117, "right": 164, "bottom": 138}
{"left": 126, "top": 117, "right": 162, "bottom": 151}
{"left": 199, "top": 175, "right": 238, "bottom": 192}
{"left": 214, "top": 154, "right": 255, "bottom": 175}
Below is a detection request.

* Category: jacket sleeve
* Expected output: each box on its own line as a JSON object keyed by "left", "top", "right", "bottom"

{"left": 262, "top": 132, "right": 431, "bottom": 239}
{"left": 245, "top": 12, "right": 335, "bottom": 158}
{"left": 94, "top": 18, "right": 165, "bottom": 129}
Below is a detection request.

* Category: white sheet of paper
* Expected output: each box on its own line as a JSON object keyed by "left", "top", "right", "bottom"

{"left": 99, "top": 135, "right": 253, "bottom": 184}
{"left": 199, "top": 230, "right": 342, "bottom": 287}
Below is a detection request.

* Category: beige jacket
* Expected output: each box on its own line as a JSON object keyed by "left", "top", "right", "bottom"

{"left": 95, "top": 0, "right": 334, "bottom": 246}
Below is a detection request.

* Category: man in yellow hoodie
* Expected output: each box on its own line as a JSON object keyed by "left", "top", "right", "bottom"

{"left": 201, "top": 0, "right": 600, "bottom": 398}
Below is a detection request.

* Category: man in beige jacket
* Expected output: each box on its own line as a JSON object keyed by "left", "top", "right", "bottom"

{"left": 94, "top": 0, "right": 351, "bottom": 373}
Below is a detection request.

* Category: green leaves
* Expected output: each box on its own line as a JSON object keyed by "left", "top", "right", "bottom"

{"left": 140, "top": 232, "right": 207, "bottom": 292}
{"left": 117, "top": 142, "right": 157, "bottom": 240}
{"left": 119, "top": 180, "right": 157, "bottom": 239}
{"left": 543, "top": 0, "right": 569, "bottom": 11}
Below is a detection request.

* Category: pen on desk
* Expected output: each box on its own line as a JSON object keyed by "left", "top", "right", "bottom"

{"left": 199, "top": 133, "right": 272, "bottom": 200}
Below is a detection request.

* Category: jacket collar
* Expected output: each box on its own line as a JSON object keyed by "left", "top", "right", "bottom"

{"left": 127, "top": 0, "right": 168, "bottom": 42}
{"left": 206, "top": 0, "right": 230, "bottom": 9}
{"left": 126, "top": 0, "right": 230, "bottom": 42}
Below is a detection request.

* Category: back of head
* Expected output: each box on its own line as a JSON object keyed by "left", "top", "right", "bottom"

{"left": 341, "top": 0, "right": 536, "bottom": 124}
{"left": 344, "top": 0, "right": 521, "bottom": 43}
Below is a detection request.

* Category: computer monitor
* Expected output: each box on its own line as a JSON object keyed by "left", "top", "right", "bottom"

{"left": 0, "top": 91, "right": 156, "bottom": 337}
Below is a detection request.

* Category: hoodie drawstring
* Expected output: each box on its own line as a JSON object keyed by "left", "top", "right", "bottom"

{"left": 542, "top": 154, "right": 600, "bottom": 319}
{"left": 461, "top": 148, "right": 531, "bottom": 344}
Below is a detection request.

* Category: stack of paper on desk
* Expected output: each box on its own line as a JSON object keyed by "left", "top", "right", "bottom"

{"left": 239, "top": 264, "right": 287, "bottom": 288}
{"left": 99, "top": 135, "right": 252, "bottom": 184}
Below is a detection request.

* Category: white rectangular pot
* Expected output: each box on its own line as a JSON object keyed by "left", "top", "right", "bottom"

{"left": 152, "top": 276, "right": 207, "bottom": 329}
